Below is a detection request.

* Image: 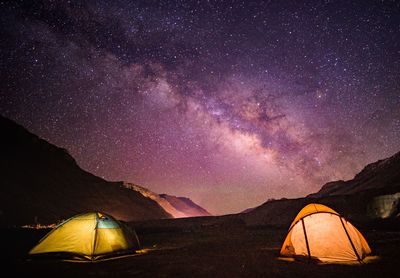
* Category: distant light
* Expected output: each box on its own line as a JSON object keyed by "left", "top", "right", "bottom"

{"left": 368, "top": 193, "right": 400, "bottom": 219}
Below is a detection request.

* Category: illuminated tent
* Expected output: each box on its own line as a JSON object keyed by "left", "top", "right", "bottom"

{"left": 280, "top": 203, "right": 371, "bottom": 263}
{"left": 29, "top": 212, "right": 140, "bottom": 261}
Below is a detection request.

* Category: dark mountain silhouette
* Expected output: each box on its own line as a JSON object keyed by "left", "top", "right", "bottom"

{"left": 241, "top": 151, "right": 400, "bottom": 227}
{"left": 0, "top": 116, "right": 171, "bottom": 227}
{"left": 308, "top": 151, "right": 400, "bottom": 197}
{"left": 159, "top": 194, "right": 212, "bottom": 217}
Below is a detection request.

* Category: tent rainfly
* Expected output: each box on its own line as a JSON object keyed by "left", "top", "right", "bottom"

{"left": 29, "top": 212, "right": 140, "bottom": 261}
{"left": 280, "top": 203, "right": 371, "bottom": 263}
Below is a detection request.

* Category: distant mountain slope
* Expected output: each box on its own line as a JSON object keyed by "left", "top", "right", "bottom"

{"left": 159, "top": 194, "right": 212, "bottom": 217}
{"left": 0, "top": 116, "right": 171, "bottom": 227}
{"left": 240, "top": 207, "right": 255, "bottom": 214}
{"left": 241, "top": 151, "right": 400, "bottom": 227}
{"left": 308, "top": 151, "right": 400, "bottom": 197}
{"left": 123, "top": 183, "right": 187, "bottom": 218}
{"left": 123, "top": 183, "right": 212, "bottom": 218}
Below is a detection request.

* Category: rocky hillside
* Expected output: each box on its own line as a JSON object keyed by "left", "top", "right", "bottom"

{"left": 0, "top": 116, "right": 171, "bottom": 227}
{"left": 241, "top": 151, "right": 400, "bottom": 227}
{"left": 308, "top": 151, "right": 400, "bottom": 197}
{"left": 123, "top": 183, "right": 187, "bottom": 218}
{"left": 159, "top": 194, "right": 212, "bottom": 217}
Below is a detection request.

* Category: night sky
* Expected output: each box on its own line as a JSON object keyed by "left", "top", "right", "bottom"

{"left": 1, "top": 1, "right": 399, "bottom": 214}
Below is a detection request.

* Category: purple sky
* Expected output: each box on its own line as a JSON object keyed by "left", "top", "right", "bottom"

{"left": 1, "top": 1, "right": 399, "bottom": 214}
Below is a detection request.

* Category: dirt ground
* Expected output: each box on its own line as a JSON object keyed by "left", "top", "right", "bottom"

{"left": 2, "top": 217, "right": 399, "bottom": 277}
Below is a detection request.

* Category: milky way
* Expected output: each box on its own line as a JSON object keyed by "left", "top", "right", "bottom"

{"left": 1, "top": 1, "right": 399, "bottom": 214}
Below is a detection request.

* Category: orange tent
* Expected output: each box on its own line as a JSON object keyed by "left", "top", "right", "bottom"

{"left": 280, "top": 203, "right": 371, "bottom": 263}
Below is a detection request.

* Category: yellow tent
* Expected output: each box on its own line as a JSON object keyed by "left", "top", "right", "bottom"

{"left": 29, "top": 212, "right": 140, "bottom": 261}
{"left": 280, "top": 203, "right": 371, "bottom": 263}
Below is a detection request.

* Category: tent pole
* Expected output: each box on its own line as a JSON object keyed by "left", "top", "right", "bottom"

{"left": 92, "top": 214, "right": 99, "bottom": 262}
{"left": 301, "top": 218, "right": 311, "bottom": 262}
{"left": 339, "top": 216, "right": 361, "bottom": 263}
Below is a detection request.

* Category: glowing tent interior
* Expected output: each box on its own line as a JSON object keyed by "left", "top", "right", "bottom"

{"left": 29, "top": 212, "right": 140, "bottom": 261}
{"left": 280, "top": 203, "right": 371, "bottom": 263}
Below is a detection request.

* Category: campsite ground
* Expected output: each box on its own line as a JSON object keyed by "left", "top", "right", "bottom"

{"left": 2, "top": 216, "right": 399, "bottom": 277}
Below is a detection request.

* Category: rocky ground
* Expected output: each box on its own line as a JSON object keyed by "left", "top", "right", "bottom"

{"left": 2, "top": 217, "right": 399, "bottom": 277}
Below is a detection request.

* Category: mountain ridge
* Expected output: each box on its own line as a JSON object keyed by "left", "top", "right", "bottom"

{"left": 159, "top": 194, "right": 212, "bottom": 217}
{"left": 308, "top": 151, "right": 400, "bottom": 198}
{"left": 122, "top": 183, "right": 212, "bottom": 218}
{"left": 240, "top": 150, "right": 400, "bottom": 227}
{"left": 0, "top": 116, "right": 171, "bottom": 226}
